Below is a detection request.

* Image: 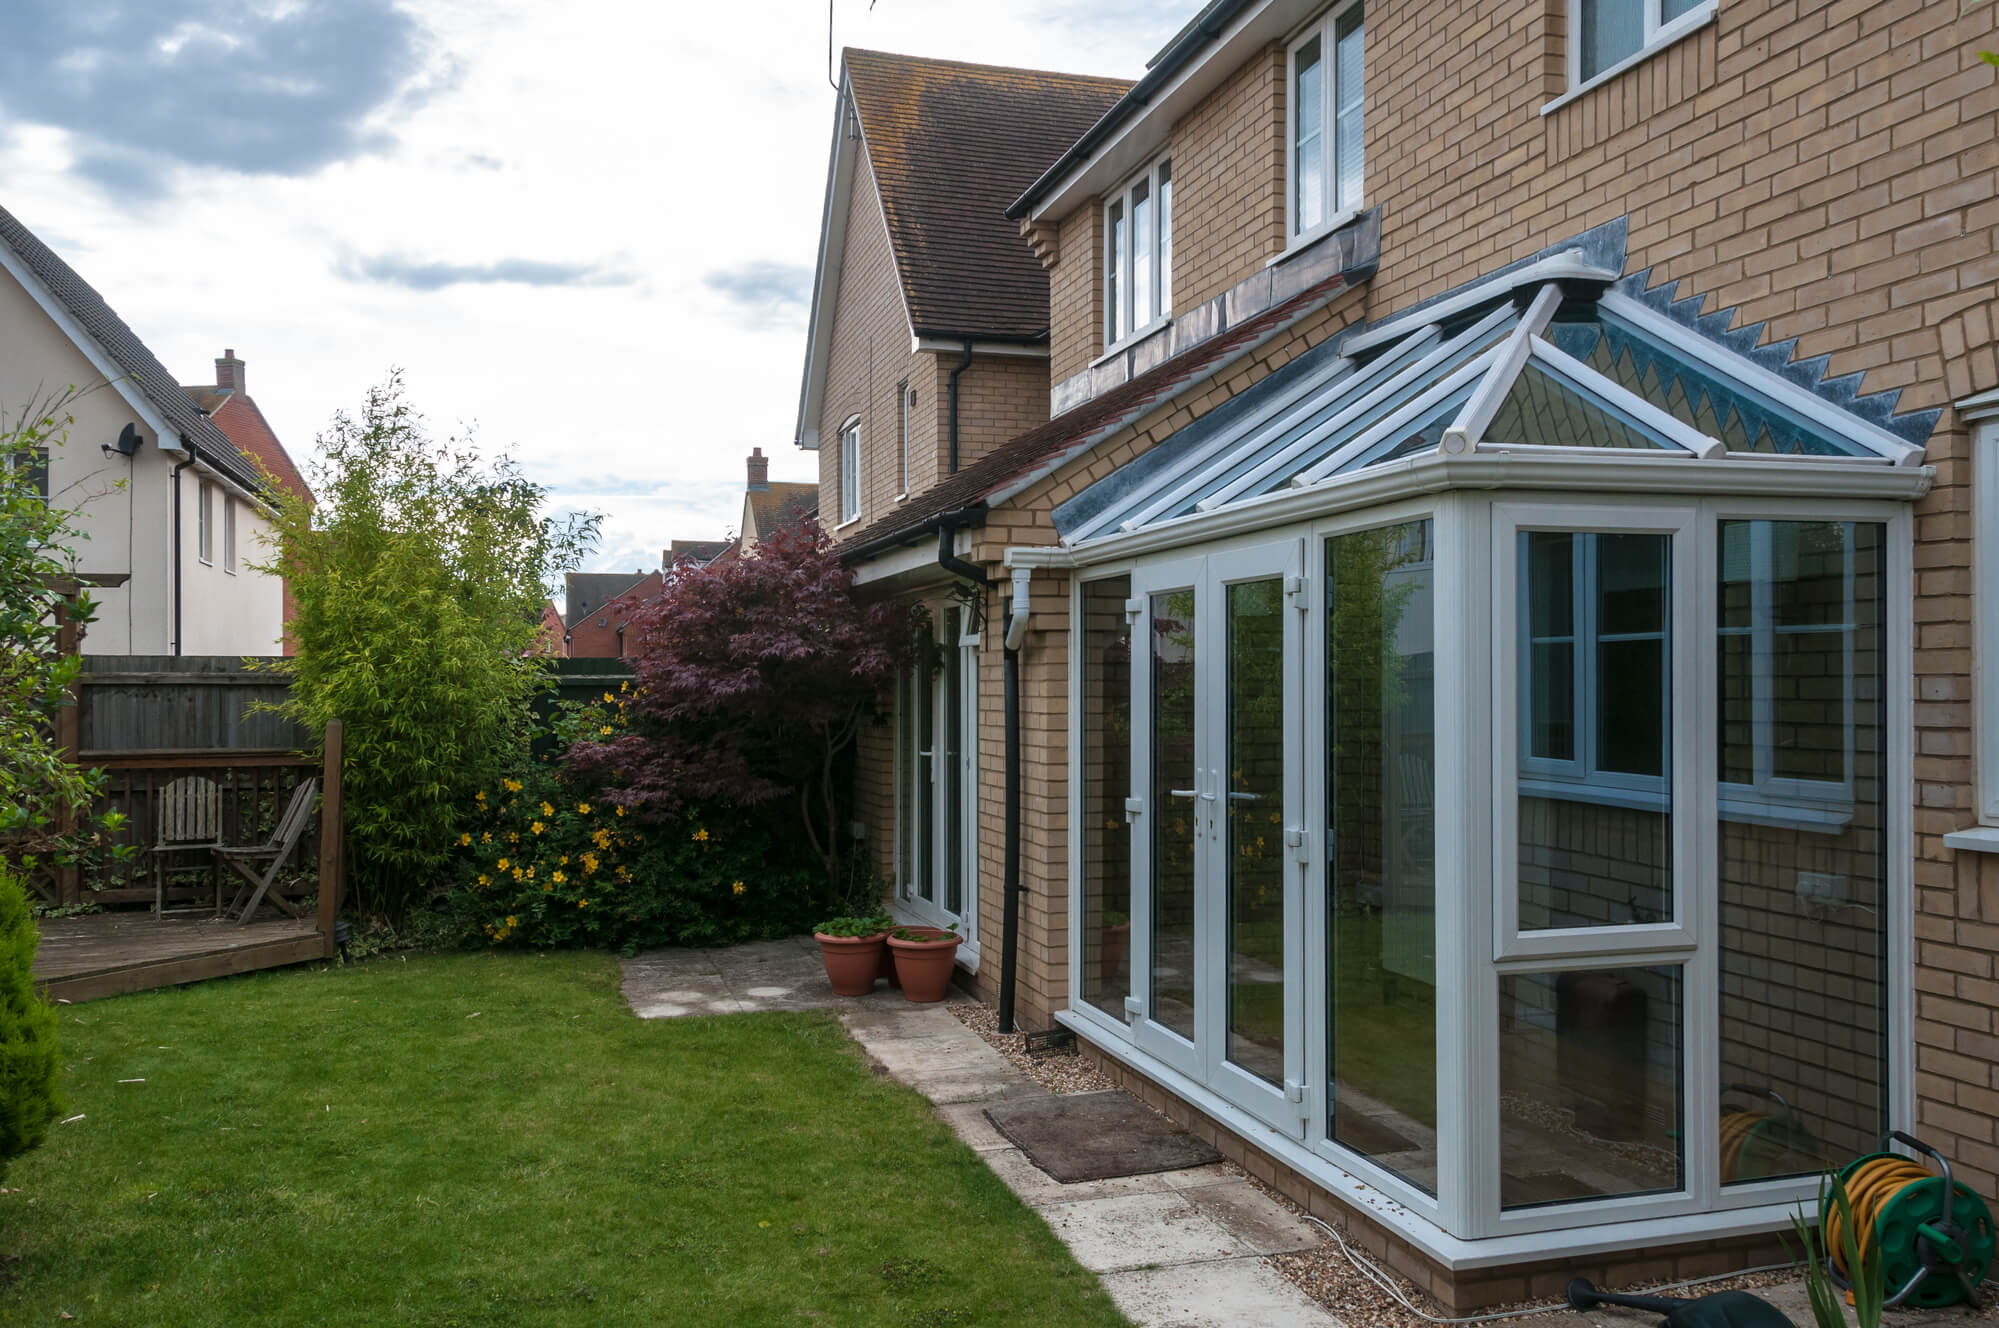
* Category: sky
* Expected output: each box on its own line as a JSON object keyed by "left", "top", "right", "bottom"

{"left": 0, "top": 0, "right": 1194, "bottom": 596}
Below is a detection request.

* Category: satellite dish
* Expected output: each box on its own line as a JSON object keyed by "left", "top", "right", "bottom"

{"left": 108, "top": 423, "right": 142, "bottom": 457}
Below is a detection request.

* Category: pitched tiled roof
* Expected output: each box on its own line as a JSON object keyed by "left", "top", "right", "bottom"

{"left": 845, "top": 50, "right": 1130, "bottom": 342}
{"left": 667, "top": 538, "right": 730, "bottom": 564}
{"left": 839, "top": 267, "right": 1363, "bottom": 563}
{"left": 184, "top": 387, "right": 314, "bottom": 503}
{"left": 566, "top": 571, "right": 649, "bottom": 621}
{"left": 748, "top": 481, "right": 819, "bottom": 541}
{"left": 0, "top": 202, "right": 264, "bottom": 493}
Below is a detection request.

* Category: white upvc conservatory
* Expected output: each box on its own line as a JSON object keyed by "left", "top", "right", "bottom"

{"left": 1024, "top": 260, "right": 1929, "bottom": 1265}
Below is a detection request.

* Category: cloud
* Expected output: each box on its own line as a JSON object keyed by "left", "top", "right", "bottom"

{"left": 340, "top": 253, "right": 637, "bottom": 291}
{"left": 0, "top": 1, "right": 434, "bottom": 196}
{"left": 703, "top": 260, "right": 812, "bottom": 327}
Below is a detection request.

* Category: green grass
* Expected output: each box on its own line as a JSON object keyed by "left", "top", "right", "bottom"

{"left": 5, "top": 953, "right": 1128, "bottom": 1327}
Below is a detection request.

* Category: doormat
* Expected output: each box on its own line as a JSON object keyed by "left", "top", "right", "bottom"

{"left": 983, "top": 1091, "right": 1222, "bottom": 1183}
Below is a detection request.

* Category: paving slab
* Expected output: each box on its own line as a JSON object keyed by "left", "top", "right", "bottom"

{"left": 1182, "top": 1181, "right": 1323, "bottom": 1255}
{"left": 1099, "top": 1257, "right": 1341, "bottom": 1328}
{"left": 933, "top": 1102, "right": 1012, "bottom": 1152}
{"left": 983, "top": 1146, "right": 1181, "bottom": 1206}
{"left": 1038, "top": 1190, "right": 1254, "bottom": 1273}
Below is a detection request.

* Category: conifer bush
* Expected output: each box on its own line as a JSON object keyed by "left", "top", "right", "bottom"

{"left": 0, "top": 862, "right": 59, "bottom": 1179}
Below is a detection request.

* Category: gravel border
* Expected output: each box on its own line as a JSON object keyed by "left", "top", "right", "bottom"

{"left": 948, "top": 1001, "right": 1121, "bottom": 1095}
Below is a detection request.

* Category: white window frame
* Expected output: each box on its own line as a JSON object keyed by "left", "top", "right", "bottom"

{"left": 1103, "top": 155, "right": 1173, "bottom": 352}
{"left": 1563, "top": 0, "right": 1717, "bottom": 98}
{"left": 222, "top": 494, "right": 238, "bottom": 574}
{"left": 1957, "top": 394, "right": 1999, "bottom": 850}
{"left": 897, "top": 603, "right": 981, "bottom": 957}
{"left": 1285, "top": 0, "right": 1366, "bottom": 248}
{"left": 837, "top": 416, "right": 861, "bottom": 527}
{"left": 897, "top": 381, "right": 913, "bottom": 501}
{"left": 197, "top": 478, "right": 215, "bottom": 565}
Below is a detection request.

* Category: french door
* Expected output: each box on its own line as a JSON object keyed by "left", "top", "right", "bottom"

{"left": 1130, "top": 540, "right": 1308, "bottom": 1136}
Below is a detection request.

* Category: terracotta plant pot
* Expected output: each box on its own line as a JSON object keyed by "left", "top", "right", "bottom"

{"left": 887, "top": 927, "right": 962, "bottom": 1004}
{"left": 814, "top": 931, "right": 887, "bottom": 997}
{"left": 1099, "top": 922, "right": 1131, "bottom": 985}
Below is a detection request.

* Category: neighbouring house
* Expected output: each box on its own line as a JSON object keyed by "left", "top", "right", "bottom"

{"left": 734, "top": 447, "right": 818, "bottom": 557}
{"left": 666, "top": 538, "right": 730, "bottom": 567}
{"left": 535, "top": 600, "right": 566, "bottom": 656}
{"left": 563, "top": 569, "right": 662, "bottom": 659}
{"left": 181, "top": 349, "right": 313, "bottom": 654}
{"left": 0, "top": 202, "right": 290, "bottom": 655}
{"left": 800, "top": 4, "right": 1999, "bottom": 1306}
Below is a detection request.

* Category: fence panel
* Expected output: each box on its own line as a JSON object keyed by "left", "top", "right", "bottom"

{"left": 79, "top": 656, "right": 306, "bottom": 753}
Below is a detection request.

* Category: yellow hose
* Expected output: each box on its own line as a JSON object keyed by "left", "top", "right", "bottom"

{"left": 1828, "top": 1156, "right": 1933, "bottom": 1276}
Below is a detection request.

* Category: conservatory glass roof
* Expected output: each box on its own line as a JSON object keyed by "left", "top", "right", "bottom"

{"left": 1053, "top": 279, "right": 1928, "bottom": 545}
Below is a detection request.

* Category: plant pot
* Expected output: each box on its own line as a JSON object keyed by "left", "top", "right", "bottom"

{"left": 814, "top": 931, "right": 887, "bottom": 997}
{"left": 887, "top": 928, "right": 962, "bottom": 1004}
{"left": 1099, "top": 922, "right": 1131, "bottom": 985}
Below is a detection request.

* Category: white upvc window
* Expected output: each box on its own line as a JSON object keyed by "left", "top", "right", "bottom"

{"left": 197, "top": 479, "right": 215, "bottom": 564}
{"left": 838, "top": 416, "right": 861, "bottom": 526}
{"left": 1287, "top": 0, "right": 1365, "bottom": 244}
{"left": 1966, "top": 392, "right": 1999, "bottom": 836}
{"left": 897, "top": 381, "right": 913, "bottom": 500}
{"left": 222, "top": 495, "right": 238, "bottom": 574}
{"left": 1104, "top": 156, "right": 1173, "bottom": 350}
{"left": 1570, "top": 0, "right": 1712, "bottom": 89}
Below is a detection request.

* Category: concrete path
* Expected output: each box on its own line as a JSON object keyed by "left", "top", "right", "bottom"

{"left": 623, "top": 940, "right": 1340, "bottom": 1327}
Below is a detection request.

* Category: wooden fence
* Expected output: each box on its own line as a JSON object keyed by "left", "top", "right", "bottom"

{"left": 78, "top": 656, "right": 306, "bottom": 753}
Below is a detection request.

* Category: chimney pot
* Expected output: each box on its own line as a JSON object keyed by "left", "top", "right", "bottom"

{"left": 746, "top": 447, "right": 769, "bottom": 491}
{"left": 215, "top": 349, "right": 246, "bottom": 395}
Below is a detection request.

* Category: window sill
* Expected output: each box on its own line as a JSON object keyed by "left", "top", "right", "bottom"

{"left": 1540, "top": 2, "right": 1717, "bottom": 117}
{"left": 833, "top": 515, "right": 862, "bottom": 531}
{"left": 1945, "top": 826, "right": 1999, "bottom": 854}
{"left": 1268, "top": 210, "right": 1363, "bottom": 269}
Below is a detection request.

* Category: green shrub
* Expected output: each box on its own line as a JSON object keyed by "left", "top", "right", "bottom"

{"left": 448, "top": 695, "right": 818, "bottom": 952}
{"left": 0, "top": 861, "right": 60, "bottom": 1177}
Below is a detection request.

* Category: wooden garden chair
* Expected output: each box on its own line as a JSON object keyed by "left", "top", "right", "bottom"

{"left": 152, "top": 775, "right": 224, "bottom": 916}
{"left": 216, "top": 778, "right": 319, "bottom": 924}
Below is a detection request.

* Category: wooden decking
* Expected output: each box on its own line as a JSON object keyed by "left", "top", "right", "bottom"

{"left": 35, "top": 911, "right": 330, "bottom": 1004}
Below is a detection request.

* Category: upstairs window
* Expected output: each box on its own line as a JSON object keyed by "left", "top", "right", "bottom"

{"left": 898, "top": 382, "right": 913, "bottom": 499}
{"left": 1573, "top": 0, "right": 1707, "bottom": 86}
{"left": 839, "top": 417, "right": 861, "bottom": 525}
{"left": 198, "top": 479, "right": 215, "bottom": 564}
{"left": 1289, "top": 0, "right": 1364, "bottom": 243}
{"left": 1104, "top": 156, "right": 1172, "bottom": 349}
{"left": 223, "top": 495, "right": 238, "bottom": 573}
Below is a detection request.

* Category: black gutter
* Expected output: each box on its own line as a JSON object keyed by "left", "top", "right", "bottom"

{"left": 170, "top": 436, "right": 196, "bottom": 657}
{"left": 997, "top": 595, "right": 1022, "bottom": 1033}
{"left": 946, "top": 339, "right": 973, "bottom": 475}
{"left": 934, "top": 512, "right": 984, "bottom": 586}
{"left": 1006, "top": 0, "right": 1251, "bottom": 221}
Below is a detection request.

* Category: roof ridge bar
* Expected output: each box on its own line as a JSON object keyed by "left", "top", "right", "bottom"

{"left": 1439, "top": 283, "right": 1563, "bottom": 454}
{"left": 1196, "top": 304, "right": 1517, "bottom": 512}
{"left": 1063, "top": 343, "right": 1364, "bottom": 543}
{"left": 1340, "top": 250, "right": 1619, "bottom": 357}
{"left": 1527, "top": 335, "right": 1729, "bottom": 458}
{"left": 1291, "top": 345, "right": 1505, "bottom": 485}
{"left": 1091, "top": 326, "right": 1442, "bottom": 539}
{"left": 1597, "top": 290, "right": 1927, "bottom": 465}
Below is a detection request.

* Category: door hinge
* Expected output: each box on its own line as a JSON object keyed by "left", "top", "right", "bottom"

{"left": 1123, "top": 996, "right": 1143, "bottom": 1020}
{"left": 1283, "top": 1078, "right": 1307, "bottom": 1106}
{"left": 1285, "top": 827, "right": 1308, "bottom": 863}
{"left": 1285, "top": 572, "right": 1308, "bottom": 608}
{"left": 1124, "top": 795, "right": 1145, "bottom": 822}
{"left": 1124, "top": 596, "right": 1144, "bottom": 623}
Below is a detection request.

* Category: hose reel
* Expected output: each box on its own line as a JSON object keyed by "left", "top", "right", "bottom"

{"left": 1719, "top": 1085, "right": 1819, "bottom": 1184}
{"left": 1829, "top": 1131, "right": 1994, "bottom": 1309}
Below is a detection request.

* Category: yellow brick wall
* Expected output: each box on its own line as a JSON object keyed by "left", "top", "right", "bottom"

{"left": 1168, "top": 43, "right": 1288, "bottom": 316}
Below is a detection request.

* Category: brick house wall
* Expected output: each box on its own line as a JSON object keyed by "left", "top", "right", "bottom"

{"left": 1003, "top": 0, "right": 1998, "bottom": 1196}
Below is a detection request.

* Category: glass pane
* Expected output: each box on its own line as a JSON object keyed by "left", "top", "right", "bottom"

{"left": 1082, "top": 578, "right": 1134, "bottom": 1022}
{"left": 1158, "top": 162, "right": 1173, "bottom": 314}
{"left": 1596, "top": 533, "right": 1667, "bottom": 778}
{"left": 900, "top": 669, "right": 916, "bottom": 892}
{"left": 1661, "top": 0, "right": 1701, "bottom": 19}
{"left": 1485, "top": 363, "right": 1673, "bottom": 450}
{"left": 1579, "top": 0, "right": 1644, "bottom": 81}
{"left": 1334, "top": 4, "right": 1365, "bottom": 213}
{"left": 1500, "top": 966, "right": 1684, "bottom": 1207}
{"left": 1132, "top": 180, "right": 1153, "bottom": 331}
{"left": 1107, "top": 201, "right": 1124, "bottom": 344}
{"left": 1227, "top": 578, "right": 1286, "bottom": 1087}
{"left": 1718, "top": 521, "right": 1887, "bottom": 1184}
{"left": 944, "top": 621, "right": 964, "bottom": 916}
{"left": 1519, "top": 531, "right": 1672, "bottom": 930}
{"left": 1293, "top": 36, "right": 1324, "bottom": 234}
{"left": 1523, "top": 532, "right": 1576, "bottom": 763}
{"left": 1151, "top": 588, "right": 1199, "bottom": 1043}
{"left": 917, "top": 656, "right": 935, "bottom": 903}
{"left": 1327, "top": 522, "right": 1438, "bottom": 1195}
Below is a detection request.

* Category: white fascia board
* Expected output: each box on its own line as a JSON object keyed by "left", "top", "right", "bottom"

{"left": 1599, "top": 289, "right": 1928, "bottom": 465}
{"left": 795, "top": 81, "right": 860, "bottom": 452}
{"left": 1340, "top": 252, "right": 1621, "bottom": 358}
{"left": 912, "top": 336, "right": 1048, "bottom": 359}
{"left": 1957, "top": 387, "right": 1999, "bottom": 422}
{"left": 850, "top": 535, "right": 951, "bottom": 587}
{"left": 0, "top": 238, "right": 182, "bottom": 452}
{"left": 192, "top": 455, "right": 277, "bottom": 516}
{"left": 1058, "top": 452, "right": 1930, "bottom": 567}
{"left": 1025, "top": 0, "right": 1320, "bottom": 224}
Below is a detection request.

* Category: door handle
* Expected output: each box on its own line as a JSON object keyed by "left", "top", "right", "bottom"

{"left": 1168, "top": 789, "right": 1198, "bottom": 799}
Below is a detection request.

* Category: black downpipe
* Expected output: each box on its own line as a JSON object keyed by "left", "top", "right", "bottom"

{"left": 934, "top": 515, "right": 983, "bottom": 585}
{"left": 170, "top": 436, "right": 196, "bottom": 656}
{"left": 946, "top": 339, "right": 973, "bottom": 474}
{"left": 998, "top": 602, "right": 1022, "bottom": 1033}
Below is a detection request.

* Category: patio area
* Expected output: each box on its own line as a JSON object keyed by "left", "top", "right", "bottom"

{"left": 33, "top": 910, "right": 328, "bottom": 1003}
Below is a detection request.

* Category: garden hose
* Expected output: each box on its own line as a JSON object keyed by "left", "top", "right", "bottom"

{"left": 1828, "top": 1131, "right": 1995, "bottom": 1309}
{"left": 1719, "top": 1087, "right": 1817, "bottom": 1183}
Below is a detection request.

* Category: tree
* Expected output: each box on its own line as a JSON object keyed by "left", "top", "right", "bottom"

{"left": 0, "top": 862, "right": 58, "bottom": 1179}
{"left": 566, "top": 519, "right": 930, "bottom": 903}
{"left": 0, "top": 392, "right": 125, "bottom": 890}
{"left": 260, "top": 373, "right": 597, "bottom": 922}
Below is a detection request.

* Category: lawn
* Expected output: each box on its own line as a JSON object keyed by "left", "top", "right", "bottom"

{"left": 5, "top": 952, "right": 1129, "bottom": 1327}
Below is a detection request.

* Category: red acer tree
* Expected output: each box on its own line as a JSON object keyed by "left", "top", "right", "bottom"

{"left": 566, "top": 520, "right": 933, "bottom": 902}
